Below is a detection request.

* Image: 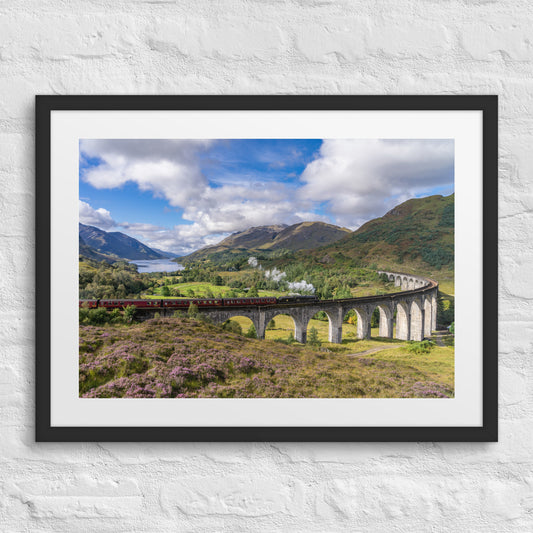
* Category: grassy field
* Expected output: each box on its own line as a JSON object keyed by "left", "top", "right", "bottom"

{"left": 79, "top": 317, "right": 454, "bottom": 399}
{"left": 144, "top": 281, "right": 283, "bottom": 299}
{"left": 144, "top": 279, "right": 401, "bottom": 300}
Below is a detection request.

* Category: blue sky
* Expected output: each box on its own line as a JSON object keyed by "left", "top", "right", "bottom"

{"left": 79, "top": 139, "right": 454, "bottom": 255}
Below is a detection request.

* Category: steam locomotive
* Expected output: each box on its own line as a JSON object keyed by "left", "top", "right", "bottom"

{"left": 79, "top": 295, "right": 318, "bottom": 310}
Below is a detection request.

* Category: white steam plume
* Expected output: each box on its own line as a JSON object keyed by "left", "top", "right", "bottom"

{"left": 264, "top": 267, "right": 287, "bottom": 283}
{"left": 248, "top": 257, "right": 316, "bottom": 294}
{"left": 288, "top": 280, "right": 316, "bottom": 294}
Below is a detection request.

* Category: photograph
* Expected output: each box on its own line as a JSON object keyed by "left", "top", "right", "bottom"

{"left": 77, "top": 137, "right": 455, "bottom": 400}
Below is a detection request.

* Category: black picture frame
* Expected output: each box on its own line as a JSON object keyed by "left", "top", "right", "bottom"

{"left": 36, "top": 95, "right": 498, "bottom": 442}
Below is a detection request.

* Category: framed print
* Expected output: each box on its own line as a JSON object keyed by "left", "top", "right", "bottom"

{"left": 36, "top": 95, "right": 498, "bottom": 441}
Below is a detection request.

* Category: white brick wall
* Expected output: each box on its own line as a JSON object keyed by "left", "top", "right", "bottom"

{"left": 1, "top": 0, "right": 531, "bottom": 530}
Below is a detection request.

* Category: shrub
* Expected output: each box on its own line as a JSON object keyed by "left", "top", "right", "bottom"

{"left": 109, "top": 308, "right": 124, "bottom": 324}
{"left": 79, "top": 307, "right": 90, "bottom": 324}
{"left": 123, "top": 305, "right": 137, "bottom": 324}
{"left": 188, "top": 303, "right": 200, "bottom": 319}
{"left": 314, "top": 311, "right": 328, "bottom": 322}
{"left": 406, "top": 340, "right": 435, "bottom": 355}
{"left": 222, "top": 320, "right": 243, "bottom": 335}
{"left": 267, "top": 319, "right": 276, "bottom": 330}
{"left": 88, "top": 307, "right": 110, "bottom": 325}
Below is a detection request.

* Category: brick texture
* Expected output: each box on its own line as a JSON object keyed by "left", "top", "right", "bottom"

{"left": 1, "top": 0, "right": 531, "bottom": 531}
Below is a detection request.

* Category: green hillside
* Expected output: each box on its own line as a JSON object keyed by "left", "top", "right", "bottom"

{"left": 298, "top": 194, "right": 454, "bottom": 280}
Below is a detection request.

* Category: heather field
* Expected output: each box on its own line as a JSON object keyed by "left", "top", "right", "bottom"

{"left": 79, "top": 317, "right": 454, "bottom": 399}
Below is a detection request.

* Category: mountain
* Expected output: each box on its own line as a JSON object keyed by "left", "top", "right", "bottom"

{"left": 303, "top": 194, "right": 454, "bottom": 275}
{"left": 79, "top": 223, "right": 165, "bottom": 261}
{"left": 150, "top": 247, "right": 181, "bottom": 259}
{"left": 182, "top": 221, "right": 351, "bottom": 261}
{"left": 214, "top": 224, "right": 288, "bottom": 251}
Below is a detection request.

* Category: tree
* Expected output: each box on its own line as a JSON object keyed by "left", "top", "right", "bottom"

{"left": 307, "top": 327, "right": 321, "bottom": 348}
{"left": 123, "top": 305, "right": 136, "bottom": 324}
{"left": 371, "top": 308, "right": 380, "bottom": 328}
{"left": 212, "top": 275, "right": 224, "bottom": 286}
{"left": 248, "top": 286, "right": 259, "bottom": 297}
{"left": 161, "top": 285, "right": 170, "bottom": 297}
{"left": 187, "top": 302, "right": 200, "bottom": 319}
{"left": 267, "top": 318, "right": 276, "bottom": 330}
{"left": 245, "top": 324, "right": 257, "bottom": 339}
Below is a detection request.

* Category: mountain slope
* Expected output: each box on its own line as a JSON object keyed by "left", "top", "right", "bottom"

{"left": 79, "top": 223, "right": 165, "bottom": 261}
{"left": 265, "top": 221, "right": 351, "bottom": 251}
{"left": 182, "top": 221, "right": 350, "bottom": 261}
{"left": 303, "top": 194, "right": 454, "bottom": 275}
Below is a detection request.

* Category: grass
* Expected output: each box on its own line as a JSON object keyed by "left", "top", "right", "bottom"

{"left": 145, "top": 282, "right": 285, "bottom": 299}
{"left": 79, "top": 317, "right": 454, "bottom": 399}
{"left": 364, "top": 345, "right": 454, "bottom": 391}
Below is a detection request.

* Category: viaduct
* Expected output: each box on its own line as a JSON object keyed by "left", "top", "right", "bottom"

{"left": 142, "top": 271, "right": 439, "bottom": 345}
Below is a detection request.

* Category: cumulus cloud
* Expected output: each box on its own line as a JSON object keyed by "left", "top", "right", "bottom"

{"left": 299, "top": 139, "right": 454, "bottom": 228}
{"left": 80, "top": 139, "right": 211, "bottom": 207}
{"left": 79, "top": 200, "right": 116, "bottom": 230}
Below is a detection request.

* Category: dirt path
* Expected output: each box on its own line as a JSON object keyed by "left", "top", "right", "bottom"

{"left": 432, "top": 330, "right": 448, "bottom": 347}
{"left": 345, "top": 344, "right": 403, "bottom": 357}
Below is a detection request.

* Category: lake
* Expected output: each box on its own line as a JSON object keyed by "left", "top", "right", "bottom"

{"left": 132, "top": 259, "right": 184, "bottom": 273}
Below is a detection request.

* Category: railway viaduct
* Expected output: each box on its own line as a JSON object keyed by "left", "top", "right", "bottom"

{"left": 142, "top": 271, "right": 439, "bottom": 345}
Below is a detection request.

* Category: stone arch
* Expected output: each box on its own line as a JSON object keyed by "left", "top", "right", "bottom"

{"left": 395, "top": 275, "right": 402, "bottom": 287}
{"left": 395, "top": 301, "right": 410, "bottom": 340}
{"left": 222, "top": 314, "right": 257, "bottom": 337}
{"left": 402, "top": 276, "right": 408, "bottom": 290}
{"left": 408, "top": 278, "right": 415, "bottom": 290}
{"left": 424, "top": 297, "right": 433, "bottom": 337}
{"left": 342, "top": 306, "right": 371, "bottom": 340}
{"left": 410, "top": 299, "right": 424, "bottom": 341}
{"left": 263, "top": 310, "right": 309, "bottom": 344}
{"left": 388, "top": 274, "right": 395, "bottom": 282}
{"left": 305, "top": 310, "right": 335, "bottom": 345}
{"left": 371, "top": 303, "right": 394, "bottom": 339}
{"left": 211, "top": 310, "right": 264, "bottom": 339}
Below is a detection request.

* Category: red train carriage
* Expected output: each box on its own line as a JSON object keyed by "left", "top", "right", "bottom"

{"left": 98, "top": 299, "right": 162, "bottom": 309}
{"left": 161, "top": 299, "right": 191, "bottom": 308}
{"left": 222, "top": 297, "right": 276, "bottom": 306}
{"left": 79, "top": 296, "right": 278, "bottom": 310}
{"left": 79, "top": 300, "right": 99, "bottom": 309}
{"left": 162, "top": 299, "right": 223, "bottom": 308}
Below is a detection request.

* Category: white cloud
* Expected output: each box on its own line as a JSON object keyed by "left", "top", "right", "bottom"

{"left": 299, "top": 139, "right": 454, "bottom": 228}
{"left": 79, "top": 200, "right": 116, "bottom": 230}
{"left": 80, "top": 139, "right": 211, "bottom": 207}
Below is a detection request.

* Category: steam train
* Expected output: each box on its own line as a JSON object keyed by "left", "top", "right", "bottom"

{"left": 79, "top": 295, "right": 318, "bottom": 310}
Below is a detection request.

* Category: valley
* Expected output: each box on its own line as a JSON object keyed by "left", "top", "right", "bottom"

{"left": 79, "top": 193, "right": 455, "bottom": 399}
